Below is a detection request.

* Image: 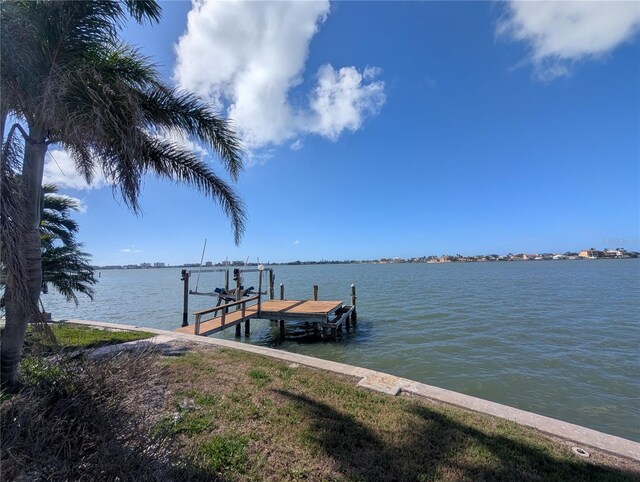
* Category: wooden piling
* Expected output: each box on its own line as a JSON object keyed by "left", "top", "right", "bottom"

{"left": 235, "top": 272, "right": 242, "bottom": 336}
{"left": 279, "top": 283, "right": 285, "bottom": 334}
{"left": 235, "top": 272, "right": 241, "bottom": 305}
{"left": 269, "top": 270, "right": 275, "bottom": 300}
{"left": 224, "top": 270, "right": 230, "bottom": 315}
{"left": 351, "top": 284, "right": 357, "bottom": 320}
{"left": 257, "top": 268, "right": 263, "bottom": 315}
{"left": 181, "top": 270, "right": 190, "bottom": 327}
{"left": 245, "top": 319, "right": 250, "bottom": 336}
{"left": 313, "top": 284, "right": 318, "bottom": 301}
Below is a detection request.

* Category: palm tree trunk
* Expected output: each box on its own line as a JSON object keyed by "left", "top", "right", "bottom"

{"left": 0, "top": 230, "right": 41, "bottom": 385}
{"left": 0, "top": 127, "right": 47, "bottom": 387}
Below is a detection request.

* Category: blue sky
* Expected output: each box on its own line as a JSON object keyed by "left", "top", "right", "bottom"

{"left": 44, "top": 1, "right": 640, "bottom": 265}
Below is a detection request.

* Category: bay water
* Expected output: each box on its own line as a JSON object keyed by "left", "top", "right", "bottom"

{"left": 42, "top": 259, "right": 640, "bottom": 441}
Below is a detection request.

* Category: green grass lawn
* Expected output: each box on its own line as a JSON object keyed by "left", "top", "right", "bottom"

{"left": 2, "top": 328, "right": 638, "bottom": 481}
{"left": 22, "top": 322, "right": 154, "bottom": 353}
{"left": 159, "top": 347, "right": 640, "bottom": 481}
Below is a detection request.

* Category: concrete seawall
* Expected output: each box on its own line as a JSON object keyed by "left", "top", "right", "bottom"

{"left": 65, "top": 318, "right": 640, "bottom": 462}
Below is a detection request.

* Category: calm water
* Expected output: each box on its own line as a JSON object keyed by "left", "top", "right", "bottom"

{"left": 43, "top": 260, "right": 640, "bottom": 441}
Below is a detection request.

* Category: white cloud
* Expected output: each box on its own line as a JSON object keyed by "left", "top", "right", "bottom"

{"left": 308, "top": 64, "right": 385, "bottom": 141}
{"left": 44, "top": 149, "right": 108, "bottom": 190}
{"left": 293, "top": 240, "right": 300, "bottom": 245}
{"left": 174, "top": 0, "right": 385, "bottom": 151}
{"left": 120, "top": 247, "right": 141, "bottom": 253}
{"left": 290, "top": 139, "right": 303, "bottom": 151}
{"left": 498, "top": 1, "right": 640, "bottom": 80}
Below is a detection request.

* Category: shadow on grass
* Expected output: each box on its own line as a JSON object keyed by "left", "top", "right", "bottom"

{"left": 275, "top": 389, "right": 637, "bottom": 482}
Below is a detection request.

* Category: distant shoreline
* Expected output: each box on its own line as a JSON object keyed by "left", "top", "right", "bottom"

{"left": 94, "top": 254, "right": 638, "bottom": 270}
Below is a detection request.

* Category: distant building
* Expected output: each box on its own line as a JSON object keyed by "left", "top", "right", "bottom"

{"left": 205, "top": 261, "right": 213, "bottom": 267}
{"left": 603, "top": 248, "right": 628, "bottom": 258}
{"left": 140, "top": 262, "right": 152, "bottom": 268}
{"left": 578, "top": 249, "right": 602, "bottom": 259}
{"left": 154, "top": 262, "right": 166, "bottom": 268}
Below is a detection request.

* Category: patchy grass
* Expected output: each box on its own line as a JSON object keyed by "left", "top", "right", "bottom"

{"left": 23, "top": 323, "right": 154, "bottom": 354}
{"left": 248, "top": 368, "right": 272, "bottom": 387}
{"left": 201, "top": 433, "right": 249, "bottom": 475}
{"left": 159, "top": 346, "right": 640, "bottom": 482}
{"left": 3, "top": 340, "right": 639, "bottom": 481}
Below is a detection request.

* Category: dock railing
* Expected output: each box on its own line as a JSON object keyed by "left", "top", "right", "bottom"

{"left": 192, "top": 295, "right": 260, "bottom": 335}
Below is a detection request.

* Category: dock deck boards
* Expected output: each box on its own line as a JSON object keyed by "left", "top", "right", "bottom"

{"left": 176, "top": 306, "right": 258, "bottom": 336}
{"left": 175, "top": 299, "right": 345, "bottom": 336}
{"left": 256, "top": 299, "right": 343, "bottom": 319}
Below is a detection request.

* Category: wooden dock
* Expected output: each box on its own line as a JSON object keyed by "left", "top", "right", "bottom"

{"left": 176, "top": 299, "right": 355, "bottom": 339}
{"left": 177, "top": 268, "right": 357, "bottom": 339}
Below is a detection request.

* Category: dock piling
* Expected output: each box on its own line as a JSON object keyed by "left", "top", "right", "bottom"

{"left": 181, "top": 270, "right": 190, "bottom": 327}
{"left": 269, "top": 270, "right": 275, "bottom": 300}
{"left": 313, "top": 284, "right": 318, "bottom": 301}
{"left": 235, "top": 271, "right": 242, "bottom": 336}
{"left": 257, "top": 266, "right": 264, "bottom": 315}
{"left": 351, "top": 284, "right": 357, "bottom": 321}
{"left": 280, "top": 283, "right": 285, "bottom": 300}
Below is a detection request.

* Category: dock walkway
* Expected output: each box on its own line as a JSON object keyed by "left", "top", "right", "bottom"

{"left": 176, "top": 299, "right": 354, "bottom": 338}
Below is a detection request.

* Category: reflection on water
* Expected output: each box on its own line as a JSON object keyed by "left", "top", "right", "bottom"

{"left": 45, "top": 259, "right": 640, "bottom": 441}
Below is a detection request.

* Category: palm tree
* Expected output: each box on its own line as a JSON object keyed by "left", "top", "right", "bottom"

{"left": 40, "top": 184, "right": 96, "bottom": 305}
{"left": 0, "top": 184, "right": 95, "bottom": 308}
{"left": 1, "top": 1, "right": 246, "bottom": 386}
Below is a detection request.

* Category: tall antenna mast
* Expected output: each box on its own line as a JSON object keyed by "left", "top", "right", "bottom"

{"left": 195, "top": 238, "right": 207, "bottom": 292}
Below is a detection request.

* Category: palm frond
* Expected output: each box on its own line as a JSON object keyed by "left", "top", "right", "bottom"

{"left": 40, "top": 218, "right": 78, "bottom": 245}
{"left": 41, "top": 244, "right": 96, "bottom": 305}
{"left": 0, "top": 125, "right": 42, "bottom": 323}
{"left": 42, "top": 184, "right": 81, "bottom": 212}
{"left": 1, "top": 1, "right": 160, "bottom": 127}
{"left": 140, "top": 87, "right": 244, "bottom": 180}
{"left": 92, "top": 42, "right": 160, "bottom": 88}
{"left": 123, "top": 0, "right": 162, "bottom": 24}
{"left": 39, "top": 182, "right": 95, "bottom": 305}
{"left": 140, "top": 137, "right": 247, "bottom": 245}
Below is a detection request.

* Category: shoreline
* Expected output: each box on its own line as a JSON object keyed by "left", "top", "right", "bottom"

{"left": 65, "top": 318, "right": 640, "bottom": 462}
{"left": 94, "top": 256, "right": 640, "bottom": 270}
